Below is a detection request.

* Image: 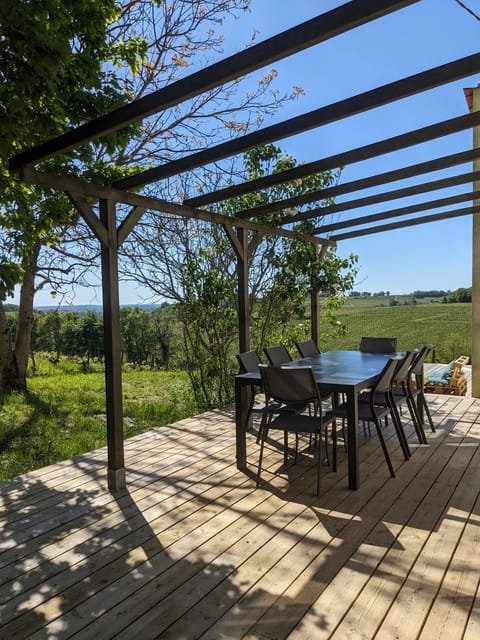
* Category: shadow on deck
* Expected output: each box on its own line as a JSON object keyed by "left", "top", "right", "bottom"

{"left": 0, "top": 394, "right": 479, "bottom": 639}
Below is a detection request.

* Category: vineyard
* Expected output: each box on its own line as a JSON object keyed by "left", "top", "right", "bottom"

{"left": 322, "top": 301, "right": 471, "bottom": 363}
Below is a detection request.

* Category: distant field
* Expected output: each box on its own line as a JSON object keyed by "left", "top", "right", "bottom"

{"left": 320, "top": 299, "right": 471, "bottom": 363}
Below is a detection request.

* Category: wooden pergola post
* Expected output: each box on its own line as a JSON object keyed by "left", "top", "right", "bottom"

{"left": 310, "top": 243, "right": 321, "bottom": 347}
{"left": 237, "top": 227, "right": 250, "bottom": 354}
{"left": 311, "top": 243, "right": 329, "bottom": 348}
{"left": 99, "top": 198, "right": 126, "bottom": 490}
{"left": 465, "top": 85, "right": 480, "bottom": 398}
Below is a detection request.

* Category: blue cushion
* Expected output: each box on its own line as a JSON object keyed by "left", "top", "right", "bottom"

{"left": 428, "top": 361, "right": 455, "bottom": 386}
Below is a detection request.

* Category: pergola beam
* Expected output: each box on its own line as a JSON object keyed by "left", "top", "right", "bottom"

{"left": 115, "top": 52, "right": 480, "bottom": 190}
{"left": 9, "top": 0, "right": 419, "bottom": 172}
{"left": 21, "top": 167, "right": 334, "bottom": 246}
{"left": 184, "top": 110, "right": 480, "bottom": 207}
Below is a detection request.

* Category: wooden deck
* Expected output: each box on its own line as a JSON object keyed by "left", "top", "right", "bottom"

{"left": 1, "top": 392, "right": 479, "bottom": 639}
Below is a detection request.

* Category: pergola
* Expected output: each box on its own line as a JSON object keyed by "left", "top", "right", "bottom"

{"left": 8, "top": 0, "right": 480, "bottom": 490}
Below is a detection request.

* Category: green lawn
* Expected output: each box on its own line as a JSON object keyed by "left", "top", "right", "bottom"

{"left": 0, "top": 366, "right": 196, "bottom": 482}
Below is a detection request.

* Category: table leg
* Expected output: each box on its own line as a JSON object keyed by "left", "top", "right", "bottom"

{"left": 235, "top": 377, "right": 247, "bottom": 469}
{"left": 345, "top": 388, "right": 359, "bottom": 490}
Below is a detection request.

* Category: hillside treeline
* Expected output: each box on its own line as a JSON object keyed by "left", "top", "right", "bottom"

{"left": 5, "top": 306, "right": 178, "bottom": 371}
{"left": 441, "top": 287, "right": 472, "bottom": 303}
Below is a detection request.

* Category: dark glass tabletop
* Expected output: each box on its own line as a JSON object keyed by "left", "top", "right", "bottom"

{"left": 286, "top": 350, "right": 402, "bottom": 388}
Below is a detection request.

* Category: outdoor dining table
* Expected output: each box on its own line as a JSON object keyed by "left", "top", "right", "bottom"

{"left": 234, "top": 349, "right": 406, "bottom": 491}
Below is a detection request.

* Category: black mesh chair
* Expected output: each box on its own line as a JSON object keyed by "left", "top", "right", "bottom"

{"left": 360, "top": 337, "right": 398, "bottom": 353}
{"left": 391, "top": 350, "right": 428, "bottom": 445}
{"left": 357, "top": 352, "right": 415, "bottom": 460}
{"left": 407, "top": 344, "right": 435, "bottom": 434}
{"left": 237, "top": 350, "right": 308, "bottom": 442}
{"left": 332, "top": 357, "right": 401, "bottom": 478}
{"left": 258, "top": 365, "right": 336, "bottom": 496}
{"left": 237, "top": 349, "right": 262, "bottom": 375}
{"left": 296, "top": 339, "right": 321, "bottom": 358}
{"left": 236, "top": 350, "right": 269, "bottom": 432}
{"left": 264, "top": 344, "right": 293, "bottom": 366}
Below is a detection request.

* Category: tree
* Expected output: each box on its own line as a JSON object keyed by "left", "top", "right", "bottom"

{"left": 0, "top": 0, "right": 146, "bottom": 389}
{"left": 441, "top": 286, "right": 472, "bottom": 303}
{"left": 1, "top": 0, "right": 298, "bottom": 390}
{"left": 121, "top": 144, "right": 357, "bottom": 408}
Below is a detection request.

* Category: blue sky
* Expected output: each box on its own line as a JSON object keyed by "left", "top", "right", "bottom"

{"left": 10, "top": 0, "right": 480, "bottom": 306}
{"left": 231, "top": 0, "right": 480, "bottom": 296}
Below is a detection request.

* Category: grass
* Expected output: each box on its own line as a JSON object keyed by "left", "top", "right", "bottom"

{"left": 0, "top": 363, "right": 196, "bottom": 482}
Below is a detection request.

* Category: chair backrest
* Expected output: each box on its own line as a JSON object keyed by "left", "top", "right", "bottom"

{"left": 392, "top": 351, "right": 416, "bottom": 385}
{"left": 259, "top": 364, "right": 317, "bottom": 406}
{"left": 360, "top": 336, "right": 398, "bottom": 353}
{"left": 296, "top": 339, "right": 320, "bottom": 358}
{"left": 236, "top": 350, "right": 262, "bottom": 373}
{"left": 264, "top": 345, "right": 292, "bottom": 366}
{"left": 373, "top": 357, "right": 402, "bottom": 394}
{"left": 410, "top": 344, "right": 434, "bottom": 376}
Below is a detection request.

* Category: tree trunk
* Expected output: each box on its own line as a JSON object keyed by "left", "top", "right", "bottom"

{"left": 0, "top": 245, "right": 40, "bottom": 391}
{"left": 0, "top": 303, "right": 15, "bottom": 389}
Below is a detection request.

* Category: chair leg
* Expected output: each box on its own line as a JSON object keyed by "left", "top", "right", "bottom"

{"left": 256, "top": 427, "right": 268, "bottom": 488}
{"left": 406, "top": 395, "right": 427, "bottom": 444}
{"left": 389, "top": 403, "right": 411, "bottom": 460}
{"left": 341, "top": 421, "right": 348, "bottom": 452}
{"left": 323, "top": 429, "right": 330, "bottom": 465}
{"left": 407, "top": 389, "right": 431, "bottom": 441}
{"left": 332, "top": 421, "right": 337, "bottom": 472}
{"left": 373, "top": 418, "right": 395, "bottom": 477}
{"left": 256, "top": 409, "right": 268, "bottom": 444}
{"left": 315, "top": 435, "right": 321, "bottom": 496}
{"left": 420, "top": 392, "right": 435, "bottom": 432}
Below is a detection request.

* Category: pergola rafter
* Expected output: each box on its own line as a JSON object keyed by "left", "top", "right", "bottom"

{"left": 303, "top": 181, "right": 480, "bottom": 230}
{"left": 315, "top": 190, "right": 480, "bottom": 234}
{"left": 114, "top": 53, "right": 480, "bottom": 190}
{"left": 184, "top": 110, "right": 480, "bottom": 208}
{"left": 10, "top": 0, "right": 419, "bottom": 172}
{"left": 224, "top": 148, "right": 480, "bottom": 219}
{"left": 330, "top": 204, "right": 480, "bottom": 241}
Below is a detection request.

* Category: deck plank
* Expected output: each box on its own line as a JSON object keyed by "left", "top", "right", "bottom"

{"left": 290, "top": 418, "right": 478, "bottom": 640}
{"left": 0, "top": 397, "right": 478, "bottom": 640}
{"left": 241, "top": 403, "right": 477, "bottom": 640}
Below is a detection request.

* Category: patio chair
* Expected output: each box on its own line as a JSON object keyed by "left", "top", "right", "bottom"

{"left": 407, "top": 344, "right": 436, "bottom": 434}
{"left": 296, "top": 339, "right": 321, "bottom": 358}
{"left": 359, "top": 336, "right": 398, "bottom": 353}
{"left": 357, "top": 352, "right": 415, "bottom": 459}
{"left": 257, "top": 365, "right": 336, "bottom": 496}
{"left": 237, "top": 350, "right": 311, "bottom": 442}
{"left": 295, "top": 339, "right": 336, "bottom": 434}
{"left": 236, "top": 350, "right": 270, "bottom": 433}
{"left": 391, "top": 350, "right": 428, "bottom": 444}
{"left": 264, "top": 344, "right": 292, "bottom": 366}
{"left": 331, "top": 357, "right": 401, "bottom": 478}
